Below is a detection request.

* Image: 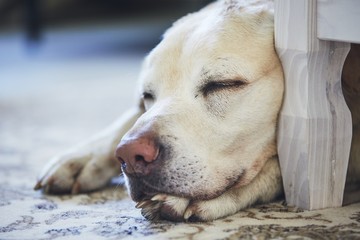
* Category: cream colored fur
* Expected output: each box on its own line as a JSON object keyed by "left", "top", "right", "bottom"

{"left": 35, "top": 0, "right": 359, "bottom": 221}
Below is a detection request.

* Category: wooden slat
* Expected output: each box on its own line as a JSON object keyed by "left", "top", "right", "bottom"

{"left": 274, "top": 0, "right": 352, "bottom": 210}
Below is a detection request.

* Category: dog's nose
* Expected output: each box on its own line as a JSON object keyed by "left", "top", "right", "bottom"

{"left": 115, "top": 134, "right": 159, "bottom": 176}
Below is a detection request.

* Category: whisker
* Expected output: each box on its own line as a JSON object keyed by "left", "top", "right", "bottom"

{"left": 111, "top": 173, "right": 124, "bottom": 194}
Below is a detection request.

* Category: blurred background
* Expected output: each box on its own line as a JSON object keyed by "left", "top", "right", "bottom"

{"left": 0, "top": 0, "right": 212, "bottom": 41}
{"left": 0, "top": 0, "right": 211, "bottom": 172}
{"left": 0, "top": 0, "right": 212, "bottom": 98}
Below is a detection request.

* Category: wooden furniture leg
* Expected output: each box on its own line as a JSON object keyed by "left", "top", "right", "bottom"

{"left": 274, "top": 0, "right": 352, "bottom": 210}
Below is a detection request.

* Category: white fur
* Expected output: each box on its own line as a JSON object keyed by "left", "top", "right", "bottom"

{"left": 36, "top": 0, "right": 359, "bottom": 221}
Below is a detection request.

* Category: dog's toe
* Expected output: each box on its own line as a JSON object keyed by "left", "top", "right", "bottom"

{"left": 139, "top": 200, "right": 162, "bottom": 221}
{"left": 183, "top": 195, "right": 240, "bottom": 222}
{"left": 184, "top": 203, "right": 205, "bottom": 222}
{"left": 184, "top": 200, "right": 231, "bottom": 222}
{"left": 35, "top": 154, "right": 89, "bottom": 194}
{"left": 71, "top": 157, "right": 121, "bottom": 193}
{"left": 137, "top": 194, "right": 190, "bottom": 222}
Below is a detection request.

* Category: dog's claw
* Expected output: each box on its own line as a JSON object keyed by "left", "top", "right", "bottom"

{"left": 135, "top": 201, "right": 145, "bottom": 209}
{"left": 184, "top": 208, "right": 194, "bottom": 221}
{"left": 43, "top": 177, "right": 55, "bottom": 194}
{"left": 71, "top": 181, "right": 81, "bottom": 195}
{"left": 34, "top": 181, "right": 42, "bottom": 190}
{"left": 136, "top": 200, "right": 162, "bottom": 221}
{"left": 135, "top": 200, "right": 153, "bottom": 209}
{"left": 44, "top": 183, "right": 51, "bottom": 194}
{"left": 141, "top": 203, "right": 161, "bottom": 221}
{"left": 151, "top": 194, "right": 167, "bottom": 202}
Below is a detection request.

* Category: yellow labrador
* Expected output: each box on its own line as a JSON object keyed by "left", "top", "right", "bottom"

{"left": 35, "top": 0, "right": 359, "bottom": 222}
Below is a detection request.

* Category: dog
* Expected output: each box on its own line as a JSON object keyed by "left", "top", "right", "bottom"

{"left": 35, "top": 0, "right": 360, "bottom": 222}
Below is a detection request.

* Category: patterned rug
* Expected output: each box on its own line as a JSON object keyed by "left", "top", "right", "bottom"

{"left": 1, "top": 181, "right": 360, "bottom": 239}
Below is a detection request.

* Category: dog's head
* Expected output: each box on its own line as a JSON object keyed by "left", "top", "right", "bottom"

{"left": 116, "top": 0, "right": 283, "bottom": 207}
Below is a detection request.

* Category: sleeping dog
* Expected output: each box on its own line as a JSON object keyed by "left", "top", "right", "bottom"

{"left": 35, "top": 0, "right": 360, "bottom": 221}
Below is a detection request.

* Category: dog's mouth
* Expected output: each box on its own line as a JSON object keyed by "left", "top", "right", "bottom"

{"left": 126, "top": 176, "right": 163, "bottom": 201}
{"left": 128, "top": 169, "right": 244, "bottom": 202}
{"left": 132, "top": 177, "right": 243, "bottom": 222}
{"left": 125, "top": 169, "right": 245, "bottom": 221}
{"left": 135, "top": 187, "right": 159, "bottom": 202}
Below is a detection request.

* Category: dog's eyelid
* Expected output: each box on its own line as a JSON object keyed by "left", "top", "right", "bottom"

{"left": 201, "top": 79, "right": 248, "bottom": 96}
{"left": 214, "top": 79, "right": 248, "bottom": 86}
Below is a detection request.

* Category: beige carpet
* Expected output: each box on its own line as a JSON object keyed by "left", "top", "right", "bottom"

{"left": 1, "top": 25, "right": 360, "bottom": 240}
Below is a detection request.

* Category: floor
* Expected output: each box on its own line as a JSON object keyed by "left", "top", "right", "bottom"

{"left": 0, "top": 23, "right": 360, "bottom": 240}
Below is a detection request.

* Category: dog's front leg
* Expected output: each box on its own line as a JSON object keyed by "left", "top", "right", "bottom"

{"left": 34, "top": 107, "right": 143, "bottom": 194}
{"left": 183, "top": 158, "right": 283, "bottom": 221}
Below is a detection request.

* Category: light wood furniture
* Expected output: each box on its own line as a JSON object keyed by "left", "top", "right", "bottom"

{"left": 274, "top": 0, "right": 360, "bottom": 210}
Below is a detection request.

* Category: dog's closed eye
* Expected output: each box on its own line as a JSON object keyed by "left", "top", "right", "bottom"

{"left": 201, "top": 80, "right": 247, "bottom": 97}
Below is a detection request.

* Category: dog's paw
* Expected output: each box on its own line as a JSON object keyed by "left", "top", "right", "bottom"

{"left": 184, "top": 196, "right": 240, "bottom": 222}
{"left": 183, "top": 201, "right": 216, "bottom": 222}
{"left": 136, "top": 194, "right": 190, "bottom": 222}
{"left": 136, "top": 194, "right": 237, "bottom": 222}
{"left": 34, "top": 149, "right": 121, "bottom": 194}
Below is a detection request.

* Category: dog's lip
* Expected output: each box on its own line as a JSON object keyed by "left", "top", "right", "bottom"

{"left": 140, "top": 190, "right": 158, "bottom": 200}
{"left": 137, "top": 178, "right": 233, "bottom": 202}
{"left": 136, "top": 182, "right": 164, "bottom": 201}
{"left": 132, "top": 169, "right": 246, "bottom": 202}
{"left": 129, "top": 179, "right": 161, "bottom": 202}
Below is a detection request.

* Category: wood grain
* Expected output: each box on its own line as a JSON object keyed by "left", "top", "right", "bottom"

{"left": 274, "top": 0, "right": 352, "bottom": 210}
